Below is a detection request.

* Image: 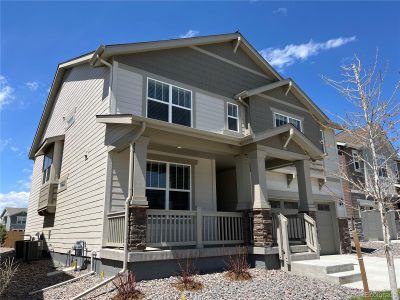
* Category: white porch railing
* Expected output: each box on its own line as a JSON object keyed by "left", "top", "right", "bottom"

{"left": 303, "top": 213, "right": 319, "bottom": 253}
{"left": 105, "top": 208, "right": 244, "bottom": 248}
{"left": 276, "top": 213, "right": 319, "bottom": 271}
{"left": 106, "top": 211, "right": 125, "bottom": 247}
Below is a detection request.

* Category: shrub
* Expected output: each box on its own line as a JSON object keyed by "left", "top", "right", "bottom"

{"left": 112, "top": 272, "right": 144, "bottom": 300}
{"left": 0, "top": 224, "right": 6, "bottom": 245}
{"left": 0, "top": 257, "right": 19, "bottom": 296}
{"left": 172, "top": 258, "right": 203, "bottom": 292}
{"left": 225, "top": 246, "right": 252, "bottom": 281}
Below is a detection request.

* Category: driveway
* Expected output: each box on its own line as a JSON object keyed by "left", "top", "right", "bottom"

{"left": 320, "top": 254, "right": 400, "bottom": 291}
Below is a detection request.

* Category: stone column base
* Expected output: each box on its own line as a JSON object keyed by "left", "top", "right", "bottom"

{"left": 128, "top": 205, "right": 148, "bottom": 251}
{"left": 241, "top": 210, "right": 251, "bottom": 245}
{"left": 252, "top": 209, "right": 273, "bottom": 247}
{"left": 337, "top": 218, "right": 352, "bottom": 254}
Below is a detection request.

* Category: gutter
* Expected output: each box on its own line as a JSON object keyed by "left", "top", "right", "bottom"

{"left": 71, "top": 122, "right": 146, "bottom": 300}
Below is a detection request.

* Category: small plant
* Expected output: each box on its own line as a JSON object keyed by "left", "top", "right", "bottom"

{"left": 225, "top": 246, "right": 252, "bottom": 281}
{"left": 0, "top": 257, "right": 19, "bottom": 296}
{"left": 172, "top": 258, "right": 203, "bottom": 292}
{"left": 112, "top": 272, "right": 144, "bottom": 300}
{"left": 0, "top": 224, "right": 6, "bottom": 245}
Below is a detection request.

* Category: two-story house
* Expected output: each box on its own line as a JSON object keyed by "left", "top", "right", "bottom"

{"left": 25, "top": 32, "right": 349, "bottom": 278}
{"left": 1, "top": 207, "right": 27, "bottom": 232}
{"left": 336, "top": 129, "right": 400, "bottom": 240}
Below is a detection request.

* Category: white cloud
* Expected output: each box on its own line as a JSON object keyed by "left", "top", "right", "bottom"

{"left": 0, "top": 191, "right": 30, "bottom": 212}
{"left": 179, "top": 30, "right": 200, "bottom": 39}
{"left": 0, "top": 75, "right": 15, "bottom": 111}
{"left": 273, "top": 7, "right": 287, "bottom": 16}
{"left": 26, "top": 81, "right": 39, "bottom": 91}
{"left": 259, "top": 36, "right": 356, "bottom": 71}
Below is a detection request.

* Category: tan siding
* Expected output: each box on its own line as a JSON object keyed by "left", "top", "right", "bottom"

{"left": 195, "top": 92, "right": 225, "bottom": 134}
{"left": 115, "top": 65, "right": 143, "bottom": 115}
{"left": 26, "top": 64, "right": 110, "bottom": 253}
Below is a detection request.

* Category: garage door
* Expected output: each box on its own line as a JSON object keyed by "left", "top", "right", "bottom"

{"left": 316, "top": 204, "right": 337, "bottom": 255}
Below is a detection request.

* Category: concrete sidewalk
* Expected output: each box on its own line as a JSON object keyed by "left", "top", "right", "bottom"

{"left": 320, "top": 255, "right": 400, "bottom": 291}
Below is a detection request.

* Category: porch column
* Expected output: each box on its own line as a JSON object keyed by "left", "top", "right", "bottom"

{"left": 128, "top": 136, "right": 149, "bottom": 251}
{"left": 294, "top": 160, "right": 316, "bottom": 216}
{"left": 235, "top": 155, "right": 252, "bottom": 210}
{"left": 249, "top": 149, "right": 272, "bottom": 247}
{"left": 235, "top": 155, "right": 252, "bottom": 245}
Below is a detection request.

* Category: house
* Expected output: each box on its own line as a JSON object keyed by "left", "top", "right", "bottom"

{"left": 1, "top": 207, "right": 27, "bottom": 232}
{"left": 336, "top": 129, "right": 400, "bottom": 240}
{"left": 25, "top": 32, "right": 350, "bottom": 279}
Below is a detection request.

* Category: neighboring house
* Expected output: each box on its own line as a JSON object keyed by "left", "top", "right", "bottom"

{"left": 25, "top": 32, "right": 349, "bottom": 278}
{"left": 336, "top": 130, "right": 400, "bottom": 240}
{"left": 0, "top": 207, "right": 27, "bottom": 232}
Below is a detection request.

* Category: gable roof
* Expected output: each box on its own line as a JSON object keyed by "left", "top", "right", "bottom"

{"left": 29, "top": 31, "right": 334, "bottom": 159}
{"left": 1, "top": 207, "right": 27, "bottom": 218}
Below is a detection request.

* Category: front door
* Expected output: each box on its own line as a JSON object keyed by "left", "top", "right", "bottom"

{"left": 316, "top": 203, "right": 337, "bottom": 255}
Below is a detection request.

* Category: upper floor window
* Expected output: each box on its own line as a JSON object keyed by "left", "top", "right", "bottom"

{"left": 227, "top": 103, "right": 239, "bottom": 132}
{"left": 146, "top": 78, "right": 192, "bottom": 127}
{"left": 42, "top": 146, "right": 54, "bottom": 184}
{"left": 146, "top": 160, "right": 191, "bottom": 210}
{"left": 352, "top": 149, "right": 361, "bottom": 173}
{"left": 377, "top": 156, "right": 388, "bottom": 178}
{"left": 16, "top": 216, "right": 26, "bottom": 225}
{"left": 274, "top": 113, "right": 302, "bottom": 131}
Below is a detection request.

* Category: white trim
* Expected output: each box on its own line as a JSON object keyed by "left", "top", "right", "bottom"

{"left": 190, "top": 45, "right": 271, "bottom": 80}
{"left": 226, "top": 102, "right": 239, "bottom": 132}
{"left": 146, "top": 77, "right": 193, "bottom": 128}
{"left": 146, "top": 159, "right": 192, "bottom": 210}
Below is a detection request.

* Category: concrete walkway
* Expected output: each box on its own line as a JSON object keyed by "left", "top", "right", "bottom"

{"left": 320, "top": 255, "right": 400, "bottom": 291}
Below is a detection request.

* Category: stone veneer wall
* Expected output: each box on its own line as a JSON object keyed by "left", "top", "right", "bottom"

{"left": 252, "top": 209, "right": 273, "bottom": 247}
{"left": 337, "top": 218, "right": 352, "bottom": 254}
{"left": 128, "top": 205, "right": 147, "bottom": 251}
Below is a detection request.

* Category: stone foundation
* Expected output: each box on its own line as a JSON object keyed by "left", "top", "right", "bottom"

{"left": 252, "top": 209, "right": 273, "bottom": 247}
{"left": 128, "top": 205, "right": 147, "bottom": 251}
{"left": 338, "top": 218, "right": 352, "bottom": 254}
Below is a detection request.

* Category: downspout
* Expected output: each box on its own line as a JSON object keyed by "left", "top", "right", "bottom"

{"left": 71, "top": 122, "right": 146, "bottom": 300}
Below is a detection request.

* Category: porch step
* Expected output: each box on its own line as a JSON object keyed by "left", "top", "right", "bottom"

{"left": 289, "top": 245, "right": 309, "bottom": 253}
{"left": 291, "top": 259, "right": 361, "bottom": 285}
{"left": 290, "top": 252, "right": 319, "bottom": 261}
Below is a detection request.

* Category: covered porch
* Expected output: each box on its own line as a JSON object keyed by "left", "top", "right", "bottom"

{"left": 97, "top": 115, "right": 324, "bottom": 262}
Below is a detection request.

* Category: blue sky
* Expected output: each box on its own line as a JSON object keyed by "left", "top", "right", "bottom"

{"left": 0, "top": 1, "right": 399, "bottom": 211}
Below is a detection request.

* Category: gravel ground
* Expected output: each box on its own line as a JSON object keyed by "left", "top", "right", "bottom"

{"left": 2, "top": 259, "right": 92, "bottom": 300}
{"left": 2, "top": 260, "right": 364, "bottom": 300}
{"left": 356, "top": 241, "right": 400, "bottom": 257}
{"left": 78, "top": 269, "right": 363, "bottom": 300}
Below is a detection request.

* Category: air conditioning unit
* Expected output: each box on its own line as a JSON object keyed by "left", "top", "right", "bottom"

{"left": 15, "top": 240, "right": 42, "bottom": 261}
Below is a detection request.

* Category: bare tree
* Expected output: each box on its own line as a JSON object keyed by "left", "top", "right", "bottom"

{"left": 324, "top": 54, "right": 400, "bottom": 299}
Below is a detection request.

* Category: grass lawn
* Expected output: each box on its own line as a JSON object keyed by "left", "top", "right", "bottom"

{"left": 351, "top": 289, "right": 400, "bottom": 299}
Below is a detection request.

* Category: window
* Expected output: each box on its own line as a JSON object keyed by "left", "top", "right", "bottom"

{"left": 317, "top": 204, "right": 330, "bottom": 211}
{"left": 352, "top": 150, "right": 361, "bottom": 172}
{"left": 146, "top": 161, "right": 191, "bottom": 210}
{"left": 147, "top": 78, "right": 192, "bottom": 127}
{"left": 377, "top": 156, "right": 388, "bottom": 178}
{"left": 270, "top": 200, "right": 281, "bottom": 208}
{"left": 320, "top": 130, "right": 326, "bottom": 153}
{"left": 42, "top": 146, "right": 54, "bottom": 184}
{"left": 284, "top": 201, "right": 298, "bottom": 209}
{"left": 16, "top": 216, "right": 26, "bottom": 224}
{"left": 274, "top": 113, "right": 302, "bottom": 131}
{"left": 227, "top": 103, "right": 239, "bottom": 132}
